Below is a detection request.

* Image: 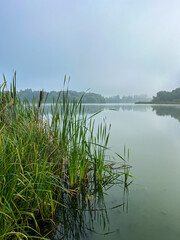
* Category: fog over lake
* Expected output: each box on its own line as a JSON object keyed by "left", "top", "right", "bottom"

{"left": 1, "top": 0, "right": 180, "bottom": 96}
{"left": 1, "top": 1, "right": 180, "bottom": 239}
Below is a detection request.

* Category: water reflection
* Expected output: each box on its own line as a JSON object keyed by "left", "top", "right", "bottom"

{"left": 82, "top": 104, "right": 180, "bottom": 123}
{"left": 83, "top": 104, "right": 150, "bottom": 113}
{"left": 43, "top": 103, "right": 180, "bottom": 120}
{"left": 53, "top": 189, "right": 109, "bottom": 240}
{"left": 43, "top": 103, "right": 150, "bottom": 115}
{"left": 43, "top": 103, "right": 180, "bottom": 127}
{"left": 152, "top": 105, "right": 180, "bottom": 122}
{"left": 41, "top": 183, "right": 129, "bottom": 240}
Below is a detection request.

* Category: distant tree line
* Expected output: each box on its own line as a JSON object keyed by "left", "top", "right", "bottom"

{"left": 17, "top": 89, "right": 151, "bottom": 104}
{"left": 17, "top": 89, "right": 106, "bottom": 103}
{"left": 105, "top": 94, "right": 151, "bottom": 103}
{"left": 152, "top": 88, "right": 180, "bottom": 103}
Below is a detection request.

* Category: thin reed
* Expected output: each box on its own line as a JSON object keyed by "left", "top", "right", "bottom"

{"left": 0, "top": 73, "right": 131, "bottom": 239}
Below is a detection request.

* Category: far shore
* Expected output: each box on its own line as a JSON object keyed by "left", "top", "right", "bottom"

{"left": 135, "top": 101, "right": 180, "bottom": 104}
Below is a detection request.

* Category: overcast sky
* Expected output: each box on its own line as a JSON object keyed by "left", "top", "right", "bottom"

{"left": 0, "top": 0, "right": 180, "bottom": 96}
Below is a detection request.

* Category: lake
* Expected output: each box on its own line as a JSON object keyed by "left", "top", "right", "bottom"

{"left": 46, "top": 104, "right": 180, "bottom": 240}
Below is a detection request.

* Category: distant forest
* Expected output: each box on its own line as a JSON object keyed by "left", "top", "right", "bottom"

{"left": 17, "top": 89, "right": 105, "bottom": 103}
{"left": 105, "top": 94, "right": 151, "bottom": 103}
{"left": 151, "top": 87, "right": 180, "bottom": 104}
{"left": 17, "top": 89, "right": 151, "bottom": 104}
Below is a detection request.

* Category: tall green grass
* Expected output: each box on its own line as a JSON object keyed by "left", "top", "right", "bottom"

{"left": 0, "top": 73, "right": 131, "bottom": 239}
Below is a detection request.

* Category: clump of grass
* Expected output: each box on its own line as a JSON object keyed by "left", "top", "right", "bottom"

{"left": 0, "top": 73, "right": 131, "bottom": 239}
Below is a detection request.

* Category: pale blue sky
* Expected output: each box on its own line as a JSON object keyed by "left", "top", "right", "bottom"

{"left": 0, "top": 0, "right": 180, "bottom": 96}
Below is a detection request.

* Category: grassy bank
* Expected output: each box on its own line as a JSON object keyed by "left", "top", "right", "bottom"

{"left": 0, "top": 74, "right": 131, "bottom": 239}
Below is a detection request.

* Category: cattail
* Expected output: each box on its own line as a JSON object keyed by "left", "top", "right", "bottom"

{"left": 38, "top": 90, "right": 43, "bottom": 108}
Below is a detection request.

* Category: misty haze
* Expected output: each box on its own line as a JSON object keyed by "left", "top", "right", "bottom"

{"left": 1, "top": 1, "right": 180, "bottom": 240}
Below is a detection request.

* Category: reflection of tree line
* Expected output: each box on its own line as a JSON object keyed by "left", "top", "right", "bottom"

{"left": 152, "top": 106, "right": 180, "bottom": 122}
{"left": 43, "top": 104, "right": 180, "bottom": 122}
{"left": 43, "top": 104, "right": 150, "bottom": 115}
{"left": 83, "top": 104, "right": 149, "bottom": 114}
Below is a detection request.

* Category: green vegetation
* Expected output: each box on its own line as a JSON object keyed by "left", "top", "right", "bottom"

{"left": 136, "top": 88, "right": 180, "bottom": 104}
{"left": 18, "top": 89, "right": 106, "bottom": 104}
{"left": 17, "top": 88, "right": 150, "bottom": 104}
{"left": 0, "top": 73, "right": 131, "bottom": 239}
{"left": 151, "top": 88, "right": 180, "bottom": 103}
{"left": 105, "top": 94, "right": 151, "bottom": 103}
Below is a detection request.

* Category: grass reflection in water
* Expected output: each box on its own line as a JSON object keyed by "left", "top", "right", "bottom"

{"left": 41, "top": 177, "right": 130, "bottom": 240}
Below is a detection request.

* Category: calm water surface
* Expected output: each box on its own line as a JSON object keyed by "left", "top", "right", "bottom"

{"left": 47, "top": 104, "right": 180, "bottom": 240}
